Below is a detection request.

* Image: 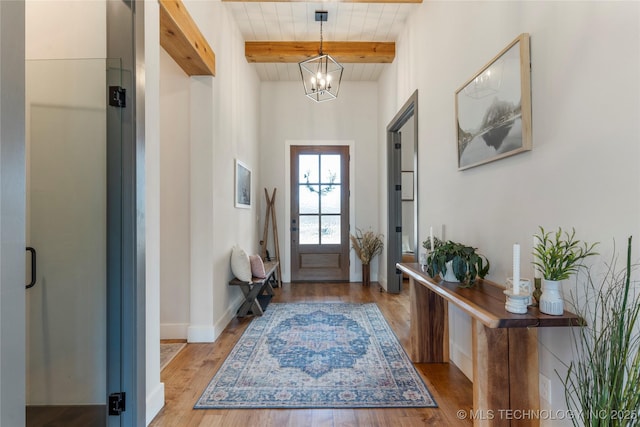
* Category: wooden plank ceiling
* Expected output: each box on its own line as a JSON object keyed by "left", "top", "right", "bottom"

{"left": 159, "top": 0, "right": 421, "bottom": 81}
{"left": 224, "top": 0, "right": 421, "bottom": 3}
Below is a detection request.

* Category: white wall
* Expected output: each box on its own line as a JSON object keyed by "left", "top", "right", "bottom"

{"left": 377, "top": 60, "right": 399, "bottom": 291}
{"left": 25, "top": 0, "right": 106, "bottom": 60}
{"left": 153, "top": 0, "right": 261, "bottom": 348}
{"left": 379, "top": 1, "right": 640, "bottom": 422}
{"left": 159, "top": 47, "right": 191, "bottom": 339}
{"left": 144, "top": 0, "right": 164, "bottom": 422}
{"left": 259, "top": 81, "right": 380, "bottom": 283}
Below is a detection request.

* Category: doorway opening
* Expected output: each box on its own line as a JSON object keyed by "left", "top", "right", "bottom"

{"left": 386, "top": 91, "right": 418, "bottom": 294}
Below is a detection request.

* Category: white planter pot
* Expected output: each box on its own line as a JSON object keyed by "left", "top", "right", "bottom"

{"left": 539, "top": 279, "right": 564, "bottom": 315}
{"left": 442, "top": 260, "right": 459, "bottom": 282}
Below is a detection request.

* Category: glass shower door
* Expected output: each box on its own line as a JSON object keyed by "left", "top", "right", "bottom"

{"left": 25, "top": 58, "right": 123, "bottom": 427}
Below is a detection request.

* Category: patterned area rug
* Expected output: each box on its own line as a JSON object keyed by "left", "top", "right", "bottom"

{"left": 194, "top": 302, "right": 437, "bottom": 409}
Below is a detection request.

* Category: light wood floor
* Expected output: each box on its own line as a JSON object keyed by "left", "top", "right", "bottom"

{"left": 150, "top": 282, "right": 473, "bottom": 426}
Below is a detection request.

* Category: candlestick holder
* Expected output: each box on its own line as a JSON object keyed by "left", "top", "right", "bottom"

{"left": 419, "top": 251, "right": 429, "bottom": 267}
{"left": 506, "top": 277, "right": 532, "bottom": 306}
{"left": 504, "top": 289, "right": 530, "bottom": 314}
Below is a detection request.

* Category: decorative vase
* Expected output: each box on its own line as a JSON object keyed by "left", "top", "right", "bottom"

{"left": 539, "top": 279, "right": 564, "bottom": 315}
{"left": 442, "top": 260, "right": 458, "bottom": 282}
{"left": 362, "top": 263, "right": 370, "bottom": 286}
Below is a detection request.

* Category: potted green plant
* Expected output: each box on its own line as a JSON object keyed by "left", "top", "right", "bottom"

{"left": 532, "top": 226, "right": 598, "bottom": 315}
{"left": 559, "top": 236, "right": 638, "bottom": 427}
{"left": 422, "top": 236, "right": 443, "bottom": 252}
{"left": 426, "top": 240, "right": 490, "bottom": 287}
{"left": 350, "top": 228, "right": 384, "bottom": 286}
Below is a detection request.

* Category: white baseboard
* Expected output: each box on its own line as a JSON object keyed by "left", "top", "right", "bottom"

{"left": 450, "top": 341, "right": 473, "bottom": 381}
{"left": 145, "top": 382, "right": 165, "bottom": 426}
{"left": 187, "top": 324, "right": 216, "bottom": 343}
{"left": 160, "top": 323, "right": 188, "bottom": 340}
{"left": 213, "top": 296, "right": 244, "bottom": 338}
{"left": 187, "top": 297, "right": 244, "bottom": 343}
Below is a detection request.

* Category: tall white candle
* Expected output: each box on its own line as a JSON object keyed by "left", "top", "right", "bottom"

{"left": 430, "top": 226, "right": 434, "bottom": 251}
{"left": 513, "top": 243, "right": 520, "bottom": 295}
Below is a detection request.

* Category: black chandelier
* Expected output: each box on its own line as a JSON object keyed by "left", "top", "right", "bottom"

{"left": 299, "top": 11, "right": 344, "bottom": 103}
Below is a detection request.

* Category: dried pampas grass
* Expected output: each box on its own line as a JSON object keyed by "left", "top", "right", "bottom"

{"left": 350, "top": 228, "right": 384, "bottom": 265}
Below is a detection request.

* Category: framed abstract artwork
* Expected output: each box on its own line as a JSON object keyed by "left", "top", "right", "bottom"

{"left": 455, "top": 33, "right": 532, "bottom": 170}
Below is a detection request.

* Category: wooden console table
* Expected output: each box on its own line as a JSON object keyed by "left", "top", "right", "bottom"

{"left": 229, "top": 260, "right": 279, "bottom": 317}
{"left": 396, "top": 263, "right": 581, "bottom": 427}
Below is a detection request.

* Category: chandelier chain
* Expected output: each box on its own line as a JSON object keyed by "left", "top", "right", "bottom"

{"left": 319, "top": 19, "right": 324, "bottom": 54}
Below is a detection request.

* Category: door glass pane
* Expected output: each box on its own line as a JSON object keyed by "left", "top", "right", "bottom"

{"left": 26, "top": 59, "right": 108, "bottom": 415}
{"left": 321, "top": 215, "right": 341, "bottom": 244}
{"left": 321, "top": 154, "right": 341, "bottom": 183}
{"left": 321, "top": 185, "right": 341, "bottom": 214}
{"left": 299, "top": 216, "right": 319, "bottom": 244}
{"left": 299, "top": 154, "right": 319, "bottom": 183}
{"left": 299, "top": 185, "right": 319, "bottom": 214}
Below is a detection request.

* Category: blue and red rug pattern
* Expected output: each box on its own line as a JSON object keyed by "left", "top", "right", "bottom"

{"left": 194, "top": 302, "right": 437, "bottom": 409}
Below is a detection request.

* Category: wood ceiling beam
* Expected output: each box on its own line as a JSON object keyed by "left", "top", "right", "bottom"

{"left": 159, "top": 0, "right": 216, "bottom": 76}
{"left": 245, "top": 41, "right": 395, "bottom": 63}
{"left": 225, "top": 0, "right": 422, "bottom": 3}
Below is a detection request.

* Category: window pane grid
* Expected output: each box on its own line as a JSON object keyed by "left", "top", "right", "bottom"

{"left": 297, "top": 153, "right": 343, "bottom": 245}
{"left": 299, "top": 214, "right": 341, "bottom": 245}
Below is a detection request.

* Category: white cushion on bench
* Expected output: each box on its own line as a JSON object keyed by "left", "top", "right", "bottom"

{"left": 231, "top": 245, "right": 252, "bottom": 282}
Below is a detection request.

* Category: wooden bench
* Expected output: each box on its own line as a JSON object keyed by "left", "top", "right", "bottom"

{"left": 229, "top": 260, "right": 279, "bottom": 317}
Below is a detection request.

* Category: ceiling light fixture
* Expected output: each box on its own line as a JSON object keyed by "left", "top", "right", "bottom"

{"left": 299, "top": 11, "right": 343, "bottom": 103}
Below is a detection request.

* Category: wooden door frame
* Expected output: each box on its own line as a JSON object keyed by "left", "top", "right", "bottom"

{"left": 284, "top": 140, "right": 356, "bottom": 283}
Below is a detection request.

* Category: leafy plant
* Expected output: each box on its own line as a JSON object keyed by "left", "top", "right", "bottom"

{"left": 533, "top": 226, "right": 598, "bottom": 281}
{"left": 559, "top": 236, "right": 640, "bottom": 427}
{"left": 426, "top": 240, "right": 490, "bottom": 287}
{"left": 422, "top": 236, "right": 443, "bottom": 251}
{"left": 350, "top": 228, "right": 384, "bottom": 265}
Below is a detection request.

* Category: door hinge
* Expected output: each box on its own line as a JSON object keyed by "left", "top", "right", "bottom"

{"left": 109, "top": 86, "right": 126, "bottom": 108}
{"left": 395, "top": 184, "right": 401, "bottom": 191}
{"left": 108, "top": 392, "right": 126, "bottom": 416}
{"left": 394, "top": 143, "right": 401, "bottom": 149}
{"left": 396, "top": 226, "right": 402, "bottom": 233}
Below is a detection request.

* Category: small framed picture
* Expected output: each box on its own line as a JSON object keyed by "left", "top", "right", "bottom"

{"left": 235, "top": 159, "right": 251, "bottom": 208}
